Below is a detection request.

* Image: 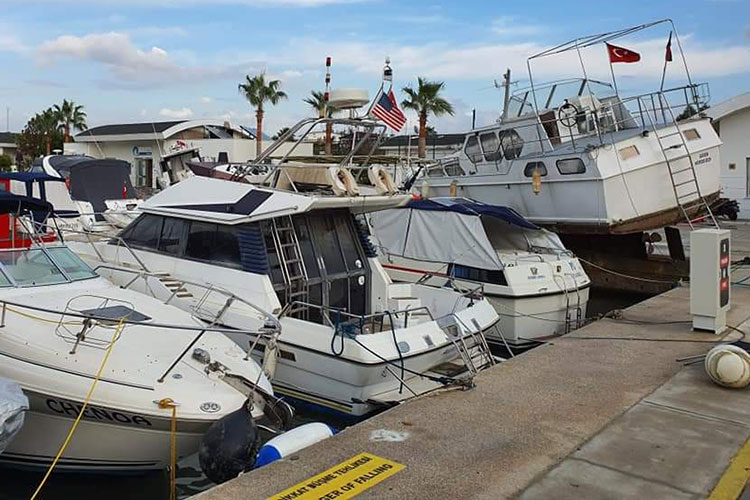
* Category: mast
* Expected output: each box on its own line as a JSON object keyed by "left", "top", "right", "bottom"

{"left": 500, "top": 69, "right": 512, "bottom": 122}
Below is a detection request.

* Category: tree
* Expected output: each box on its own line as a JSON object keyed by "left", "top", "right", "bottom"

{"left": 16, "top": 108, "right": 63, "bottom": 159}
{"left": 0, "top": 155, "right": 11, "bottom": 172}
{"left": 238, "top": 72, "right": 287, "bottom": 156}
{"left": 413, "top": 125, "right": 437, "bottom": 136}
{"left": 304, "top": 90, "right": 337, "bottom": 155}
{"left": 401, "top": 77, "right": 454, "bottom": 158}
{"left": 272, "top": 127, "right": 295, "bottom": 141}
{"left": 53, "top": 99, "right": 87, "bottom": 143}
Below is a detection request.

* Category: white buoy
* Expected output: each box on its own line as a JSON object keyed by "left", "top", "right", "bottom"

{"left": 704, "top": 345, "right": 750, "bottom": 388}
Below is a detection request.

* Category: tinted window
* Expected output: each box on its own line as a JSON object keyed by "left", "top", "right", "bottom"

{"left": 309, "top": 216, "right": 346, "bottom": 275}
{"left": 500, "top": 129, "right": 524, "bottom": 160}
{"left": 0, "top": 249, "right": 67, "bottom": 286}
{"left": 185, "top": 221, "right": 215, "bottom": 261}
{"left": 121, "top": 214, "right": 162, "bottom": 250}
{"left": 292, "top": 217, "right": 320, "bottom": 279}
{"left": 158, "top": 218, "right": 185, "bottom": 254}
{"left": 557, "top": 158, "right": 586, "bottom": 175}
{"left": 480, "top": 132, "right": 502, "bottom": 162}
{"left": 524, "top": 162, "right": 548, "bottom": 177}
{"left": 334, "top": 215, "right": 363, "bottom": 273}
{"left": 213, "top": 225, "right": 241, "bottom": 266}
{"left": 464, "top": 136, "right": 481, "bottom": 163}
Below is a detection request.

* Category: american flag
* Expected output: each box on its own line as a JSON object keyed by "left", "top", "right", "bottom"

{"left": 371, "top": 89, "right": 406, "bottom": 131}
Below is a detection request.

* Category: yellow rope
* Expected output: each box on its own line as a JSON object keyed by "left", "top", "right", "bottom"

{"left": 7, "top": 306, "right": 80, "bottom": 326}
{"left": 157, "top": 398, "right": 179, "bottom": 500}
{"left": 29, "top": 319, "right": 125, "bottom": 500}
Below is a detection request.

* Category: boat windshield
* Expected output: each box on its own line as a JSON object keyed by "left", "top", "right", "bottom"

{"left": 0, "top": 247, "right": 97, "bottom": 287}
{"left": 507, "top": 79, "right": 615, "bottom": 117}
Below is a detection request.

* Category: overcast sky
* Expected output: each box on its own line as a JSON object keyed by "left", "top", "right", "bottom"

{"left": 0, "top": 0, "right": 748, "bottom": 136}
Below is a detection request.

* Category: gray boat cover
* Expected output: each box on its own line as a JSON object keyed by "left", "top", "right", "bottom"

{"left": 0, "top": 378, "right": 28, "bottom": 454}
{"left": 369, "top": 200, "right": 565, "bottom": 270}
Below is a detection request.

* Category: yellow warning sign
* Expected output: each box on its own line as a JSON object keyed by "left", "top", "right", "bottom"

{"left": 268, "top": 452, "right": 405, "bottom": 500}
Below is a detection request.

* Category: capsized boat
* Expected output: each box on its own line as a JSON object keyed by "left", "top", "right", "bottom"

{"left": 418, "top": 20, "right": 720, "bottom": 235}
{"left": 69, "top": 175, "right": 500, "bottom": 418}
{"left": 0, "top": 193, "right": 292, "bottom": 472}
{"left": 369, "top": 197, "right": 590, "bottom": 347}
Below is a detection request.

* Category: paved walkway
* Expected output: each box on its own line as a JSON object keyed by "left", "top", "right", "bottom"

{"left": 194, "top": 284, "right": 750, "bottom": 500}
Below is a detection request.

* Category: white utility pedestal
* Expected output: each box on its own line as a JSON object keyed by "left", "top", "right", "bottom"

{"left": 690, "top": 229, "right": 731, "bottom": 333}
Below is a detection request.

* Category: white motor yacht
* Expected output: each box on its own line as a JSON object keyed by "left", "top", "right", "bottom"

{"left": 0, "top": 194, "right": 290, "bottom": 472}
{"left": 418, "top": 21, "right": 721, "bottom": 235}
{"left": 369, "top": 197, "right": 590, "bottom": 348}
{"left": 70, "top": 175, "right": 499, "bottom": 418}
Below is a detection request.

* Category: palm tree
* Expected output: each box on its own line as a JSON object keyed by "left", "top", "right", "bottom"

{"left": 53, "top": 99, "right": 87, "bottom": 143}
{"left": 239, "top": 72, "right": 288, "bottom": 156}
{"left": 304, "top": 90, "right": 335, "bottom": 155}
{"left": 272, "top": 127, "right": 295, "bottom": 141}
{"left": 401, "top": 77, "right": 454, "bottom": 158}
{"left": 37, "top": 109, "right": 62, "bottom": 154}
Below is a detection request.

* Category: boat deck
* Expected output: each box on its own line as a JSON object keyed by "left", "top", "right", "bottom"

{"left": 194, "top": 227, "right": 750, "bottom": 499}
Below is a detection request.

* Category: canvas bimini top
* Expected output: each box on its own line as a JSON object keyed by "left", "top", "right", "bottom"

{"left": 369, "top": 197, "right": 566, "bottom": 271}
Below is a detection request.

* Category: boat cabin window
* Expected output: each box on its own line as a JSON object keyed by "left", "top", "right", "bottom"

{"left": 479, "top": 132, "right": 502, "bottom": 162}
{"left": 46, "top": 247, "right": 97, "bottom": 281}
{"left": 0, "top": 249, "right": 67, "bottom": 286}
{"left": 524, "top": 162, "right": 548, "bottom": 177}
{"left": 684, "top": 128, "right": 701, "bottom": 141}
{"left": 158, "top": 217, "right": 185, "bottom": 254}
{"left": 556, "top": 158, "right": 586, "bottom": 175}
{"left": 618, "top": 145, "right": 640, "bottom": 161}
{"left": 464, "top": 135, "right": 482, "bottom": 163}
{"left": 499, "top": 129, "right": 523, "bottom": 160}
{"left": 120, "top": 214, "right": 163, "bottom": 250}
{"left": 449, "top": 263, "right": 508, "bottom": 286}
{"left": 185, "top": 221, "right": 241, "bottom": 267}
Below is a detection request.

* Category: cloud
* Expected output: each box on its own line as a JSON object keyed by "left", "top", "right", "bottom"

{"left": 200, "top": 96, "right": 212, "bottom": 104}
{"left": 0, "top": 29, "right": 27, "bottom": 53}
{"left": 36, "top": 32, "right": 262, "bottom": 88}
{"left": 491, "top": 17, "right": 543, "bottom": 38}
{"left": 159, "top": 107, "right": 193, "bottom": 119}
{"left": 26, "top": 79, "right": 68, "bottom": 88}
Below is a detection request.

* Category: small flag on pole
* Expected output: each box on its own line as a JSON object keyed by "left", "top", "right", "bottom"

{"left": 606, "top": 43, "right": 641, "bottom": 63}
{"left": 371, "top": 89, "right": 407, "bottom": 131}
{"left": 665, "top": 31, "right": 673, "bottom": 62}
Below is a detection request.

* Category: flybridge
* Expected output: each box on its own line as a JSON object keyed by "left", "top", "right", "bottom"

{"left": 139, "top": 176, "right": 411, "bottom": 225}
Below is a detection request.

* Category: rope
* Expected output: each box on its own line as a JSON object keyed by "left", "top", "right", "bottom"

{"left": 157, "top": 398, "right": 179, "bottom": 500}
{"left": 7, "top": 306, "right": 80, "bottom": 326}
{"left": 578, "top": 256, "right": 680, "bottom": 284}
{"left": 30, "top": 319, "right": 125, "bottom": 500}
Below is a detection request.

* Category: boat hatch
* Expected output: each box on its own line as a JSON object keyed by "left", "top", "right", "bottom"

{"left": 79, "top": 305, "right": 151, "bottom": 323}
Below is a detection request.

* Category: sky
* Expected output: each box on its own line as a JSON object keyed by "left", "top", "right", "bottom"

{"left": 0, "top": 0, "right": 748, "bottom": 137}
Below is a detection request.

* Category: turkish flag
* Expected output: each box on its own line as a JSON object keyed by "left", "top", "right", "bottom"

{"left": 606, "top": 43, "right": 641, "bottom": 63}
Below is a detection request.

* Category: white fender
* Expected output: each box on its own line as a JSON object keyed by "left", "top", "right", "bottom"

{"left": 261, "top": 337, "right": 279, "bottom": 380}
{"left": 368, "top": 166, "right": 398, "bottom": 195}
{"left": 705, "top": 345, "right": 750, "bottom": 388}
{"left": 327, "top": 167, "right": 360, "bottom": 197}
{"left": 254, "top": 422, "right": 335, "bottom": 468}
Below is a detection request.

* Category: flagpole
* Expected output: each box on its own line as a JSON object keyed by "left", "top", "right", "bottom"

{"left": 659, "top": 31, "right": 672, "bottom": 92}
{"left": 608, "top": 59, "right": 619, "bottom": 97}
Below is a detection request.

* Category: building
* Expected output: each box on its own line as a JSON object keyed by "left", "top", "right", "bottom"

{"left": 65, "top": 119, "right": 310, "bottom": 189}
{"left": 379, "top": 133, "right": 465, "bottom": 160}
{"left": 0, "top": 132, "right": 18, "bottom": 163}
{"left": 707, "top": 92, "right": 750, "bottom": 218}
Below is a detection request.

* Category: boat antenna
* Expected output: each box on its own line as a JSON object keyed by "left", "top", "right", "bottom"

{"left": 364, "top": 57, "right": 391, "bottom": 117}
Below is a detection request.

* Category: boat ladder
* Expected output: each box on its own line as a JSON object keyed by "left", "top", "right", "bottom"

{"left": 272, "top": 216, "right": 309, "bottom": 318}
{"left": 639, "top": 92, "right": 718, "bottom": 230}
{"left": 439, "top": 315, "right": 495, "bottom": 377}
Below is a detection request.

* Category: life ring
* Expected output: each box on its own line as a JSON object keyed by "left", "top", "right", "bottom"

{"left": 705, "top": 345, "right": 750, "bottom": 389}
{"left": 368, "top": 166, "right": 398, "bottom": 195}
{"left": 327, "top": 167, "right": 360, "bottom": 197}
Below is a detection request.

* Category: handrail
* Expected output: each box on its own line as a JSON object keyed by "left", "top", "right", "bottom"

{"left": 277, "top": 300, "right": 435, "bottom": 332}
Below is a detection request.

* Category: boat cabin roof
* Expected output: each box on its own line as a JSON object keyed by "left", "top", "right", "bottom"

{"left": 140, "top": 176, "right": 412, "bottom": 224}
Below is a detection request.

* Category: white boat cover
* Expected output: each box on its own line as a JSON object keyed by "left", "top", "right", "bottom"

{"left": 369, "top": 198, "right": 566, "bottom": 270}
{"left": 0, "top": 378, "right": 28, "bottom": 454}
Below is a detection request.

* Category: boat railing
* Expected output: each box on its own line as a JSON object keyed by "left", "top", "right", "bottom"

{"left": 278, "top": 300, "right": 436, "bottom": 334}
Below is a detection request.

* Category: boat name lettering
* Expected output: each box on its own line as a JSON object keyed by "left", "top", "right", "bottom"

{"left": 46, "top": 398, "right": 152, "bottom": 426}
{"left": 269, "top": 452, "right": 404, "bottom": 500}
{"left": 694, "top": 152, "right": 712, "bottom": 166}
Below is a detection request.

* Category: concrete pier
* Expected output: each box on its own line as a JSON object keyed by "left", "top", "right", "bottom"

{"left": 195, "top": 222, "right": 750, "bottom": 499}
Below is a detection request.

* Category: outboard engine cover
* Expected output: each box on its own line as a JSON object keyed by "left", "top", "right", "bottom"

{"left": 198, "top": 406, "right": 260, "bottom": 484}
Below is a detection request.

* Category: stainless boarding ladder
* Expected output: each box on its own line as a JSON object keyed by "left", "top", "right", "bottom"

{"left": 271, "top": 216, "right": 309, "bottom": 318}
{"left": 639, "top": 92, "right": 718, "bottom": 230}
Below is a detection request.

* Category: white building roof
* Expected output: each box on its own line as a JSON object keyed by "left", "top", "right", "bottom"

{"left": 707, "top": 92, "right": 750, "bottom": 122}
{"left": 75, "top": 119, "right": 252, "bottom": 143}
